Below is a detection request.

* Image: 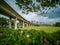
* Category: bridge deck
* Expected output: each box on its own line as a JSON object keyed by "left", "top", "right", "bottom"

{"left": 0, "top": 0, "right": 31, "bottom": 24}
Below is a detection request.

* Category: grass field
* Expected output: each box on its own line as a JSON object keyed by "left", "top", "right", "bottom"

{"left": 20, "top": 26, "right": 60, "bottom": 33}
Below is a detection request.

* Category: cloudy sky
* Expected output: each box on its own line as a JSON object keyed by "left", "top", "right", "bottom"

{"left": 4, "top": 0, "right": 60, "bottom": 24}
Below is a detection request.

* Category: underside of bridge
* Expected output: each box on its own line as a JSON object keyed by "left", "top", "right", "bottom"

{"left": 0, "top": 0, "right": 33, "bottom": 29}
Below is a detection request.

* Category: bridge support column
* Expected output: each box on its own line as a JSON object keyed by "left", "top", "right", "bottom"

{"left": 28, "top": 24, "right": 29, "bottom": 26}
{"left": 29, "top": 24, "right": 31, "bottom": 26}
{"left": 19, "top": 22, "right": 21, "bottom": 28}
{"left": 23, "top": 21, "right": 24, "bottom": 28}
{"left": 9, "top": 17, "right": 12, "bottom": 28}
{"left": 14, "top": 18, "right": 17, "bottom": 29}
{"left": 26, "top": 23, "right": 28, "bottom": 27}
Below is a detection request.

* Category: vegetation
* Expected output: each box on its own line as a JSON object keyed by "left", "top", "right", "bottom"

{"left": 16, "top": 0, "right": 60, "bottom": 14}
{"left": 0, "top": 27, "right": 60, "bottom": 45}
{"left": 53, "top": 22, "right": 60, "bottom": 27}
{"left": 21, "top": 26, "right": 60, "bottom": 33}
{"left": 0, "top": 17, "right": 8, "bottom": 27}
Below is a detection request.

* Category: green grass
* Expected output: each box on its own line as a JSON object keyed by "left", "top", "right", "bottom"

{"left": 20, "top": 26, "right": 60, "bottom": 33}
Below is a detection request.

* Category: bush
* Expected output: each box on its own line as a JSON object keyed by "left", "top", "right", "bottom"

{"left": 0, "top": 17, "right": 8, "bottom": 27}
{"left": 0, "top": 28, "right": 60, "bottom": 45}
{"left": 53, "top": 22, "right": 60, "bottom": 27}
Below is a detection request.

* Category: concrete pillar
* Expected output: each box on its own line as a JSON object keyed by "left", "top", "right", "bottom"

{"left": 28, "top": 24, "right": 29, "bottom": 26}
{"left": 9, "top": 17, "right": 12, "bottom": 28}
{"left": 20, "top": 21, "right": 22, "bottom": 28}
{"left": 14, "top": 17, "right": 17, "bottom": 29}
{"left": 29, "top": 24, "right": 31, "bottom": 26}
{"left": 26, "top": 23, "right": 28, "bottom": 27}
{"left": 19, "top": 22, "right": 21, "bottom": 28}
{"left": 23, "top": 21, "right": 24, "bottom": 28}
{"left": 28, "top": 24, "right": 30, "bottom": 26}
{"left": 25, "top": 23, "right": 26, "bottom": 27}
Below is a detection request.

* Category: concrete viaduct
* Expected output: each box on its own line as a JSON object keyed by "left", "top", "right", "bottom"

{"left": 0, "top": 0, "right": 32, "bottom": 29}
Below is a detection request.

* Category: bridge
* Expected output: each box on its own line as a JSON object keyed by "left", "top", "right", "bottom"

{"left": 0, "top": 0, "right": 33, "bottom": 29}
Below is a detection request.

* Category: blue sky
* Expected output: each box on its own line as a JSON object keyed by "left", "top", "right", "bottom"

{"left": 3, "top": 0, "right": 60, "bottom": 24}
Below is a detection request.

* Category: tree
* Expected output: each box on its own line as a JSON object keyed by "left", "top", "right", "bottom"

{"left": 16, "top": 0, "right": 60, "bottom": 14}
{"left": 0, "top": 17, "right": 8, "bottom": 27}
{"left": 53, "top": 22, "right": 60, "bottom": 27}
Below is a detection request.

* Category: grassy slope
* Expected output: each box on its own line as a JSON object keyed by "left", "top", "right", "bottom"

{"left": 20, "top": 26, "right": 60, "bottom": 33}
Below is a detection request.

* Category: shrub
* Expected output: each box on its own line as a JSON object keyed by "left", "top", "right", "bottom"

{"left": 0, "top": 28, "right": 60, "bottom": 45}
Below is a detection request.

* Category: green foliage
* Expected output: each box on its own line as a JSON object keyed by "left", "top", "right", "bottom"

{"left": 0, "top": 28, "right": 60, "bottom": 45}
{"left": 16, "top": 0, "right": 59, "bottom": 13}
{"left": 53, "top": 22, "right": 60, "bottom": 27}
{"left": 0, "top": 17, "right": 8, "bottom": 27}
{"left": 41, "top": 0, "right": 59, "bottom": 7}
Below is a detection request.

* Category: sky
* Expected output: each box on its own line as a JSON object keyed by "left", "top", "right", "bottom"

{"left": 2, "top": 0, "right": 60, "bottom": 24}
